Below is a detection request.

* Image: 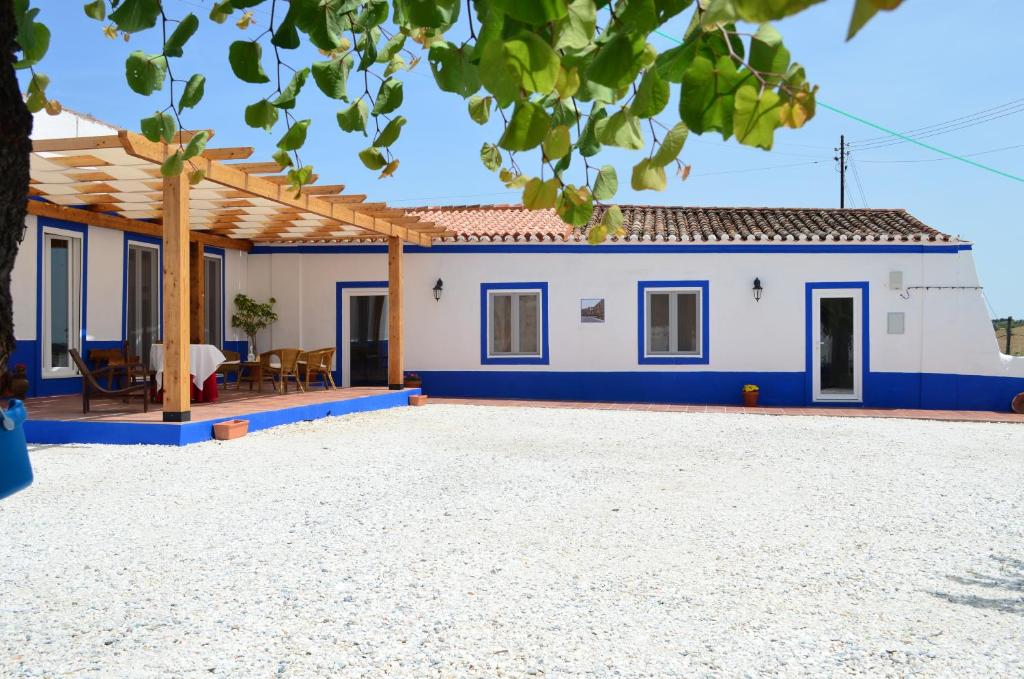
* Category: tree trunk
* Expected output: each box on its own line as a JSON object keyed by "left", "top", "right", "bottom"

{"left": 0, "top": 0, "right": 33, "bottom": 375}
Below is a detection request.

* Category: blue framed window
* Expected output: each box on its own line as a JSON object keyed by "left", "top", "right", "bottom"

{"left": 480, "top": 282, "right": 549, "bottom": 365}
{"left": 637, "top": 280, "right": 710, "bottom": 365}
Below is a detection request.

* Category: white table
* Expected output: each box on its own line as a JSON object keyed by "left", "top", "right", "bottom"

{"left": 150, "top": 344, "right": 226, "bottom": 390}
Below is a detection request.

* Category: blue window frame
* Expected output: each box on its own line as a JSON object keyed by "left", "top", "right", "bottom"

{"left": 480, "top": 282, "right": 549, "bottom": 365}
{"left": 637, "top": 280, "right": 710, "bottom": 365}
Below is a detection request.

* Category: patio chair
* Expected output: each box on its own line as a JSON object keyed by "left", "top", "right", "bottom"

{"left": 301, "top": 347, "right": 337, "bottom": 391}
{"left": 70, "top": 348, "right": 150, "bottom": 414}
{"left": 216, "top": 349, "right": 243, "bottom": 388}
{"left": 88, "top": 341, "right": 142, "bottom": 389}
{"left": 259, "top": 348, "right": 305, "bottom": 394}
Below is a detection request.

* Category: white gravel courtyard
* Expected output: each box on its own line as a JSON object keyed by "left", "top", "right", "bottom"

{"left": 1, "top": 404, "right": 1023, "bottom": 677}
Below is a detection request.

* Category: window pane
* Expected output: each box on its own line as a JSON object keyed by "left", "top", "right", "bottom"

{"left": 518, "top": 293, "right": 539, "bottom": 354}
{"left": 49, "top": 238, "right": 70, "bottom": 368}
{"left": 491, "top": 294, "right": 512, "bottom": 354}
{"left": 648, "top": 293, "right": 670, "bottom": 353}
{"left": 141, "top": 249, "right": 158, "bottom": 363}
{"left": 676, "top": 293, "right": 698, "bottom": 353}
{"left": 204, "top": 257, "right": 223, "bottom": 347}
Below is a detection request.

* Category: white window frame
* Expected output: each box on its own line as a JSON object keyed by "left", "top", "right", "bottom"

{"left": 41, "top": 227, "right": 83, "bottom": 378}
{"left": 811, "top": 287, "right": 864, "bottom": 403}
{"left": 487, "top": 289, "right": 543, "bottom": 358}
{"left": 126, "top": 241, "right": 161, "bottom": 365}
{"left": 203, "top": 252, "right": 224, "bottom": 348}
{"left": 644, "top": 287, "right": 703, "bottom": 358}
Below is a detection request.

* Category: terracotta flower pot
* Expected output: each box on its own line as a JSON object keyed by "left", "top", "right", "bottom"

{"left": 408, "top": 394, "right": 428, "bottom": 406}
{"left": 742, "top": 390, "right": 760, "bottom": 407}
{"left": 403, "top": 379, "right": 422, "bottom": 389}
{"left": 213, "top": 419, "right": 249, "bottom": 441}
{"left": 1012, "top": 392, "right": 1024, "bottom": 415}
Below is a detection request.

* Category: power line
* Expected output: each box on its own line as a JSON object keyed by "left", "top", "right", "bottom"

{"left": 849, "top": 153, "right": 869, "bottom": 208}
{"left": 847, "top": 98, "right": 1024, "bottom": 147}
{"left": 857, "top": 143, "right": 1024, "bottom": 164}
{"left": 848, "top": 104, "right": 1024, "bottom": 151}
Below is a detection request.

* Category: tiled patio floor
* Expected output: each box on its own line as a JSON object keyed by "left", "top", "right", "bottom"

{"left": 428, "top": 397, "right": 1024, "bottom": 424}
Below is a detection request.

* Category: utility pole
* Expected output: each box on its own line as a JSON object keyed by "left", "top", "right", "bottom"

{"left": 1007, "top": 316, "right": 1014, "bottom": 355}
{"left": 834, "top": 134, "right": 847, "bottom": 208}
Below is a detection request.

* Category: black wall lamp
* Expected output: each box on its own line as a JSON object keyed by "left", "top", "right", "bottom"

{"left": 432, "top": 278, "right": 444, "bottom": 301}
{"left": 753, "top": 277, "right": 763, "bottom": 302}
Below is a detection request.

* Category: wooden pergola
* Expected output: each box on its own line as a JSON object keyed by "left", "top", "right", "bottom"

{"left": 29, "top": 130, "right": 441, "bottom": 421}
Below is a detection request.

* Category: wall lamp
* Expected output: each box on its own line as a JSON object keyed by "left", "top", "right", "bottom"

{"left": 753, "top": 277, "right": 763, "bottom": 302}
{"left": 432, "top": 278, "right": 444, "bottom": 301}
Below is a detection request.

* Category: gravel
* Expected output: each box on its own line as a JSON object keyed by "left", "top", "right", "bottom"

{"left": 1, "top": 405, "right": 1023, "bottom": 677}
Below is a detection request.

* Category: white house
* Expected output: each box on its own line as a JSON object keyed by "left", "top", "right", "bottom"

{"left": 11, "top": 110, "right": 1024, "bottom": 413}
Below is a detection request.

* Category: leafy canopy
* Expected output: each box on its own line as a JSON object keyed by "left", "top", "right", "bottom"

{"left": 16, "top": 0, "right": 902, "bottom": 234}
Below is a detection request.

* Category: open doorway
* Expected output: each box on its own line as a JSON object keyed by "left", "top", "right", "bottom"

{"left": 349, "top": 294, "right": 388, "bottom": 386}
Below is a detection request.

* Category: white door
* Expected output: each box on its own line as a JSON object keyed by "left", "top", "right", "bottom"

{"left": 811, "top": 288, "right": 863, "bottom": 402}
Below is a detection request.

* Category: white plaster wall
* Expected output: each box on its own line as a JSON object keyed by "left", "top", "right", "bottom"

{"left": 223, "top": 249, "right": 249, "bottom": 345}
{"left": 86, "top": 226, "right": 123, "bottom": 341}
{"left": 12, "top": 216, "right": 37, "bottom": 341}
{"left": 32, "top": 109, "right": 118, "bottom": 139}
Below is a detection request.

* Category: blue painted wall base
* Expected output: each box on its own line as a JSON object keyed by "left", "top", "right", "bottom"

{"left": 23, "top": 388, "right": 420, "bottom": 446}
{"left": 417, "top": 371, "right": 1024, "bottom": 412}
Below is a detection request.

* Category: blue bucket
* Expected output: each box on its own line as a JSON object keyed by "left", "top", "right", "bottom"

{"left": 0, "top": 399, "right": 32, "bottom": 500}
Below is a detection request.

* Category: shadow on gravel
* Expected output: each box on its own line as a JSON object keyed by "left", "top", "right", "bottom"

{"left": 930, "top": 556, "right": 1024, "bottom": 615}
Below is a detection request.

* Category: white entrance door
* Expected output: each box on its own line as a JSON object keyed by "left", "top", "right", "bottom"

{"left": 341, "top": 288, "right": 388, "bottom": 388}
{"left": 811, "top": 288, "right": 863, "bottom": 402}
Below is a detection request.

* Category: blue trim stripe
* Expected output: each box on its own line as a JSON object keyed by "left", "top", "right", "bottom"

{"left": 251, "top": 243, "right": 972, "bottom": 255}
{"left": 479, "top": 282, "right": 550, "bottom": 366}
{"left": 804, "top": 282, "right": 870, "bottom": 404}
{"left": 335, "top": 281, "right": 388, "bottom": 386}
{"left": 637, "top": 280, "right": 711, "bottom": 365}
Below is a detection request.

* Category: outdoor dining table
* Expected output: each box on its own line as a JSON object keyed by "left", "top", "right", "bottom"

{"left": 150, "top": 343, "right": 226, "bottom": 403}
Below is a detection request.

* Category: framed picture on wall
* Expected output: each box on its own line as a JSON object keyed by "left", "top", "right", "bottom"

{"left": 581, "top": 298, "right": 605, "bottom": 323}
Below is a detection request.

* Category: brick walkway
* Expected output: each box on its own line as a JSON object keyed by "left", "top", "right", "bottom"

{"left": 428, "top": 397, "right": 1024, "bottom": 424}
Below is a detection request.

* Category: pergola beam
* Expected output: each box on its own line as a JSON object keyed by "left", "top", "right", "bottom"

{"left": 202, "top": 146, "right": 255, "bottom": 161}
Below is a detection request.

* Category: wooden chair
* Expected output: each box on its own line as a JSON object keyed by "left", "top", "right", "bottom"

{"left": 70, "top": 348, "right": 150, "bottom": 414}
{"left": 301, "top": 347, "right": 337, "bottom": 390}
{"left": 259, "top": 348, "right": 305, "bottom": 394}
{"left": 216, "top": 350, "right": 243, "bottom": 388}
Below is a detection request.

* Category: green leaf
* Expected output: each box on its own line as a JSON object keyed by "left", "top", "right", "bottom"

{"left": 125, "top": 51, "right": 167, "bottom": 96}
{"left": 480, "top": 143, "right": 502, "bottom": 171}
{"left": 491, "top": 0, "right": 568, "bottom": 26}
{"left": 371, "top": 78, "right": 403, "bottom": 115}
{"left": 748, "top": 24, "right": 790, "bottom": 86}
{"left": 631, "top": 158, "right": 666, "bottom": 191}
{"left": 654, "top": 41, "right": 696, "bottom": 84}
{"left": 588, "top": 33, "right": 644, "bottom": 90}
{"left": 500, "top": 168, "right": 530, "bottom": 189}
{"left": 651, "top": 122, "right": 688, "bottom": 165}
{"left": 632, "top": 69, "right": 669, "bottom": 118}
{"left": 271, "top": 5, "right": 300, "bottom": 48}
{"left": 393, "top": 0, "right": 461, "bottom": 30}
{"left": 498, "top": 102, "right": 552, "bottom": 152}
{"left": 160, "top": 150, "right": 184, "bottom": 177}
{"left": 272, "top": 147, "right": 293, "bottom": 169}
{"left": 228, "top": 40, "right": 270, "bottom": 84}
{"left": 373, "top": 116, "right": 406, "bottom": 147}
{"left": 556, "top": 185, "right": 594, "bottom": 227}
{"left": 556, "top": 0, "right": 596, "bottom": 51}
{"left": 337, "top": 99, "right": 369, "bottom": 134}
{"left": 271, "top": 67, "right": 309, "bottom": 109}
{"left": 554, "top": 66, "right": 581, "bottom": 99}
{"left": 356, "top": 0, "right": 389, "bottom": 29}
{"left": 357, "top": 30, "right": 379, "bottom": 71}
{"left": 503, "top": 33, "right": 561, "bottom": 95}
{"left": 601, "top": 203, "right": 624, "bottom": 234}
{"left": 593, "top": 165, "right": 618, "bottom": 201}
{"left": 358, "top": 147, "right": 387, "bottom": 171}
{"left": 188, "top": 169, "right": 206, "bottom": 186}
{"left": 618, "top": 0, "right": 658, "bottom": 34}
{"left": 110, "top": 0, "right": 160, "bottom": 33}
{"left": 542, "top": 125, "right": 571, "bottom": 160}
{"left": 468, "top": 95, "right": 492, "bottom": 125}
{"left": 679, "top": 54, "right": 747, "bottom": 137}
{"left": 83, "top": 0, "right": 106, "bottom": 21}
{"left": 25, "top": 72, "right": 49, "bottom": 113}
{"left": 140, "top": 111, "right": 176, "bottom": 143}
{"left": 182, "top": 130, "right": 210, "bottom": 161}
{"left": 277, "top": 119, "right": 311, "bottom": 151}
{"left": 429, "top": 41, "right": 481, "bottom": 98}
{"left": 312, "top": 54, "right": 354, "bottom": 100}
{"left": 244, "top": 98, "right": 278, "bottom": 132}
{"left": 595, "top": 108, "right": 644, "bottom": 150}
{"left": 209, "top": 0, "right": 234, "bottom": 24}
{"left": 179, "top": 74, "right": 205, "bottom": 110}
{"left": 287, "top": 165, "right": 314, "bottom": 197}
{"left": 733, "top": 84, "right": 781, "bottom": 150}
{"left": 478, "top": 39, "right": 522, "bottom": 109}
{"left": 377, "top": 32, "right": 407, "bottom": 63}
{"left": 164, "top": 13, "right": 199, "bottom": 58}
{"left": 522, "top": 177, "right": 559, "bottom": 210}
{"left": 848, "top": 0, "right": 903, "bottom": 39}
{"left": 577, "top": 104, "right": 606, "bottom": 157}
{"left": 15, "top": 19, "right": 49, "bottom": 68}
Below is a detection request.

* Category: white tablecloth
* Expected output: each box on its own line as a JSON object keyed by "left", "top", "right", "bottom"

{"left": 150, "top": 344, "right": 226, "bottom": 390}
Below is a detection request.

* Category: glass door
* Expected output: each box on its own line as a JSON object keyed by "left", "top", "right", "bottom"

{"left": 349, "top": 294, "right": 388, "bottom": 386}
{"left": 812, "top": 289, "right": 862, "bottom": 402}
{"left": 126, "top": 243, "right": 160, "bottom": 367}
{"left": 204, "top": 254, "right": 223, "bottom": 348}
{"left": 42, "top": 231, "right": 83, "bottom": 376}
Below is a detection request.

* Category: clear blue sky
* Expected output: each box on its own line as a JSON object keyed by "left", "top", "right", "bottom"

{"left": 26, "top": 0, "right": 1024, "bottom": 317}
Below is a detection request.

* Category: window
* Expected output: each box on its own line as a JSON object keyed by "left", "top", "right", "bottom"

{"left": 204, "top": 253, "right": 223, "bottom": 348}
{"left": 637, "top": 281, "right": 709, "bottom": 365}
{"left": 126, "top": 242, "right": 160, "bottom": 367}
{"left": 42, "top": 230, "right": 83, "bottom": 377}
{"left": 481, "top": 283, "right": 549, "bottom": 365}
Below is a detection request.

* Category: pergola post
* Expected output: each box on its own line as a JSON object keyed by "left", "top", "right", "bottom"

{"left": 189, "top": 242, "right": 205, "bottom": 344}
{"left": 387, "top": 236, "right": 404, "bottom": 390}
{"left": 162, "top": 169, "right": 191, "bottom": 422}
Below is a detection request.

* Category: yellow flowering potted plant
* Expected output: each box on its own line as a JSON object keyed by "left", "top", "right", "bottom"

{"left": 742, "top": 384, "right": 760, "bottom": 407}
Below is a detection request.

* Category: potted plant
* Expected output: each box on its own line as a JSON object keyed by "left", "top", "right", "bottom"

{"left": 742, "top": 384, "right": 760, "bottom": 407}
{"left": 403, "top": 371, "right": 422, "bottom": 389}
{"left": 231, "top": 294, "right": 278, "bottom": 361}
{"left": 9, "top": 364, "right": 28, "bottom": 400}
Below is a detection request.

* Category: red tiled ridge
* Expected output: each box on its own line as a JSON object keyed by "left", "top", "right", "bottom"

{"left": 399, "top": 204, "right": 960, "bottom": 244}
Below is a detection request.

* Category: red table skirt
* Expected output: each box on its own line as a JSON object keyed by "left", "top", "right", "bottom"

{"left": 153, "top": 373, "right": 219, "bottom": 403}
